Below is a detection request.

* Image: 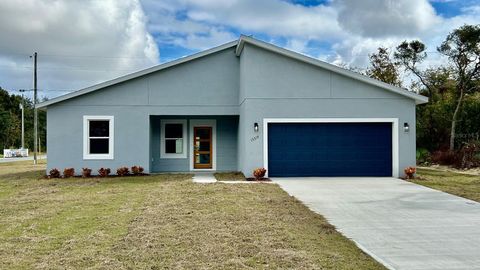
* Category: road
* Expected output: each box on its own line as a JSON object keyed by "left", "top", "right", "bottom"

{"left": 0, "top": 155, "right": 47, "bottom": 163}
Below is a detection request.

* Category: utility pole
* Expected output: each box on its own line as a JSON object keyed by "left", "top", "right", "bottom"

{"left": 33, "top": 52, "right": 38, "bottom": 165}
{"left": 19, "top": 97, "right": 24, "bottom": 149}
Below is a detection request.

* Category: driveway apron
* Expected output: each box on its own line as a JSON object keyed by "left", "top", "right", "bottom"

{"left": 273, "top": 177, "right": 480, "bottom": 270}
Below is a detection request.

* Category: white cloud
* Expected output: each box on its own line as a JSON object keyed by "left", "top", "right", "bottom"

{"left": 0, "top": 0, "right": 158, "bottom": 98}
{"left": 141, "top": 0, "right": 344, "bottom": 50}
{"left": 326, "top": 0, "right": 480, "bottom": 72}
{"left": 140, "top": 0, "right": 472, "bottom": 70}
{"left": 1, "top": 0, "right": 478, "bottom": 98}
{"left": 334, "top": 0, "right": 440, "bottom": 38}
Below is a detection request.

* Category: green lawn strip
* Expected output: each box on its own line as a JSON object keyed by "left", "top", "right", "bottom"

{"left": 414, "top": 168, "right": 480, "bottom": 202}
{"left": 0, "top": 171, "right": 188, "bottom": 269}
{"left": 0, "top": 163, "right": 45, "bottom": 200}
{"left": 113, "top": 182, "right": 384, "bottom": 269}
{"left": 214, "top": 171, "right": 246, "bottom": 181}
{"left": 0, "top": 162, "right": 384, "bottom": 269}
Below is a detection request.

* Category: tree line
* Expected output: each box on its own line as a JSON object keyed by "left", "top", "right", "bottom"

{"left": 0, "top": 88, "right": 47, "bottom": 151}
{"left": 364, "top": 24, "right": 480, "bottom": 167}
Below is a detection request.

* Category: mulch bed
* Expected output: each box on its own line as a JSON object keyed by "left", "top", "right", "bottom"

{"left": 44, "top": 174, "right": 149, "bottom": 179}
{"left": 246, "top": 177, "right": 272, "bottom": 182}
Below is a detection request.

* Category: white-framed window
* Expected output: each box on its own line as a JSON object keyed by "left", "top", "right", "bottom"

{"left": 161, "top": 119, "right": 187, "bottom": 159}
{"left": 83, "top": 116, "right": 114, "bottom": 160}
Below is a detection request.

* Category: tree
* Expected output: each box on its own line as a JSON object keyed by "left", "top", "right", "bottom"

{"left": 416, "top": 68, "right": 456, "bottom": 151}
{"left": 438, "top": 24, "right": 480, "bottom": 151}
{"left": 0, "top": 87, "right": 47, "bottom": 151}
{"left": 366, "top": 47, "right": 402, "bottom": 87}
{"left": 394, "top": 24, "right": 480, "bottom": 150}
{"left": 0, "top": 110, "right": 20, "bottom": 149}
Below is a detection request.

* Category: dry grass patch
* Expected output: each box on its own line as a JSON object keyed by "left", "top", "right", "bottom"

{"left": 0, "top": 161, "right": 384, "bottom": 269}
{"left": 414, "top": 168, "right": 480, "bottom": 202}
{"left": 214, "top": 171, "right": 246, "bottom": 181}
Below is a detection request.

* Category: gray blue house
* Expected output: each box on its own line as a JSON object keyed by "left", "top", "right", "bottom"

{"left": 38, "top": 36, "right": 427, "bottom": 178}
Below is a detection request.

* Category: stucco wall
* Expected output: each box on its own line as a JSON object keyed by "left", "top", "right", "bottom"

{"left": 46, "top": 105, "right": 151, "bottom": 173}
{"left": 238, "top": 44, "right": 416, "bottom": 177}
{"left": 45, "top": 47, "right": 240, "bottom": 174}
{"left": 45, "top": 42, "right": 419, "bottom": 178}
{"left": 150, "top": 116, "right": 238, "bottom": 172}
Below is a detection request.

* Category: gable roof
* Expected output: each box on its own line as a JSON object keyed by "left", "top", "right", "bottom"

{"left": 236, "top": 35, "right": 428, "bottom": 104}
{"left": 37, "top": 36, "right": 427, "bottom": 108}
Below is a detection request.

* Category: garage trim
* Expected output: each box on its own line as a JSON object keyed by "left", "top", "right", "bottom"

{"left": 263, "top": 118, "right": 399, "bottom": 178}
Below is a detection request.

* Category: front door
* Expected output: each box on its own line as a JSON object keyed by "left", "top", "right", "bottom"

{"left": 193, "top": 127, "right": 212, "bottom": 169}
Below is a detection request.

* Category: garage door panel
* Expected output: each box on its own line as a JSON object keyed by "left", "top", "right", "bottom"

{"left": 268, "top": 122, "right": 392, "bottom": 177}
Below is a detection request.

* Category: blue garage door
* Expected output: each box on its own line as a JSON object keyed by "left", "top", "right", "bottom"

{"left": 268, "top": 123, "right": 392, "bottom": 177}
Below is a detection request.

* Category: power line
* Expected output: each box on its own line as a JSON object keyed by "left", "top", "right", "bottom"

{"left": 13, "top": 88, "right": 74, "bottom": 92}
{"left": 0, "top": 46, "right": 156, "bottom": 60}
{"left": 0, "top": 65, "right": 147, "bottom": 72}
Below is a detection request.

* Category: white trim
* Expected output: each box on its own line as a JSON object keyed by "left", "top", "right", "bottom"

{"left": 83, "top": 115, "right": 114, "bottom": 160}
{"left": 189, "top": 119, "right": 217, "bottom": 171}
{"left": 160, "top": 119, "right": 187, "bottom": 159}
{"left": 263, "top": 118, "right": 399, "bottom": 178}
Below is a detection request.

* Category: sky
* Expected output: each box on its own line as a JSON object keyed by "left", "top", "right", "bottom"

{"left": 0, "top": 0, "right": 479, "bottom": 99}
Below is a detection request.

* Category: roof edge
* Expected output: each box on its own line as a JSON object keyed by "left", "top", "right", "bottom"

{"left": 37, "top": 40, "right": 239, "bottom": 109}
{"left": 236, "top": 35, "right": 428, "bottom": 105}
{"left": 38, "top": 35, "right": 428, "bottom": 109}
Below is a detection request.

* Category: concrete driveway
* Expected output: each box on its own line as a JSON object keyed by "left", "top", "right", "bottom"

{"left": 273, "top": 177, "right": 480, "bottom": 270}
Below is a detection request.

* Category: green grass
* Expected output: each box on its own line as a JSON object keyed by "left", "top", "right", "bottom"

{"left": 414, "top": 168, "right": 480, "bottom": 202}
{"left": 0, "top": 161, "right": 384, "bottom": 269}
{"left": 214, "top": 171, "right": 246, "bottom": 181}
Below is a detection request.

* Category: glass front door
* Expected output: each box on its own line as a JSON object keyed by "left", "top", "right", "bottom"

{"left": 193, "top": 127, "right": 212, "bottom": 169}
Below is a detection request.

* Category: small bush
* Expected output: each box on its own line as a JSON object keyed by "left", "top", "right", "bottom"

{"left": 416, "top": 148, "right": 430, "bottom": 165}
{"left": 404, "top": 166, "right": 416, "bottom": 179}
{"left": 116, "top": 167, "right": 129, "bottom": 176}
{"left": 82, "top": 168, "right": 92, "bottom": 178}
{"left": 454, "top": 141, "right": 480, "bottom": 169}
{"left": 49, "top": 168, "right": 61, "bottom": 178}
{"left": 63, "top": 168, "right": 75, "bottom": 178}
{"left": 131, "top": 166, "right": 144, "bottom": 175}
{"left": 98, "top": 168, "right": 111, "bottom": 177}
{"left": 431, "top": 142, "right": 480, "bottom": 169}
{"left": 431, "top": 150, "right": 456, "bottom": 165}
{"left": 253, "top": 168, "right": 267, "bottom": 180}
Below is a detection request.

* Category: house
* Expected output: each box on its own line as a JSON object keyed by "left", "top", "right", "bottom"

{"left": 37, "top": 36, "right": 428, "bottom": 178}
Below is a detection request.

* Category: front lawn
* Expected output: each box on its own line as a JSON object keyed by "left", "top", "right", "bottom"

{"left": 0, "top": 161, "right": 384, "bottom": 269}
{"left": 415, "top": 168, "right": 480, "bottom": 202}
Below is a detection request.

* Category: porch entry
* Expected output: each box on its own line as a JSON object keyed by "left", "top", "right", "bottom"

{"left": 193, "top": 126, "right": 212, "bottom": 169}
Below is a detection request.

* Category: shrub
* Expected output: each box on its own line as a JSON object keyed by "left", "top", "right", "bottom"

{"left": 82, "top": 168, "right": 92, "bottom": 178}
{"left": 431, "top": 150, "right": 456, "bottom": 165}
{"left": 416, "top": 148, "right": 431, "bottom": 165}
{"left": 431, "top": 142, "right": 480, "bottom": 169}
{"left": 116, "top": 167, "right": 129, "bottom": 176}
{"left": 131, "top": 166, "right": 144, "bottom": 175}
{"left": 253, "top": 168, "right": 267, "bottom": 180}
{"left": 63, "top": 168, "right": 75, "bottom": 178}
{"left": 454, "top": 141, "right": 480, "bottom": 169}
{"left": 404, "top": 166, "right": 416, "bottom": 179}
{"left": 98, "top": 168, "right": 111, "bottom": 177}
{"left": 49, "top": 168, "right": 61, "bottom": 178}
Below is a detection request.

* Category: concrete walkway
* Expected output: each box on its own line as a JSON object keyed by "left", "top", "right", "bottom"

{"left": 273, "top": 177, "right": 480, "bottom": 270}
{"left": 0, "top": 155, "right": 46, "bottom": 163}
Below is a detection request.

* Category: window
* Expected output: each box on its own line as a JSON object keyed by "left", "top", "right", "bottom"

{"left": 161, "top": 119, "right": 187, "bottom": 158}
{"left": 83, "top": 116, "right": 114, "bottom": 159}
